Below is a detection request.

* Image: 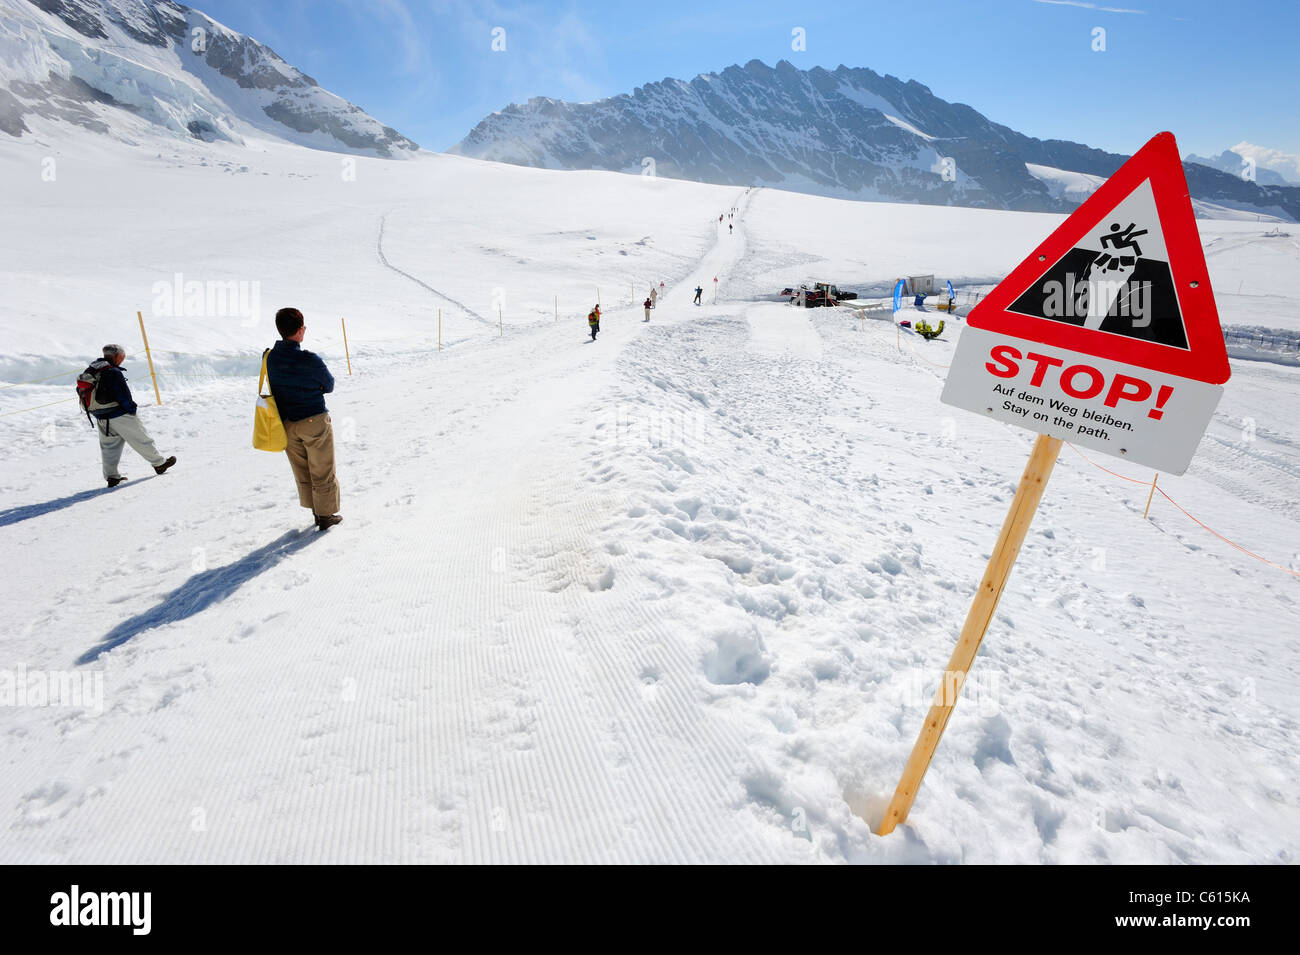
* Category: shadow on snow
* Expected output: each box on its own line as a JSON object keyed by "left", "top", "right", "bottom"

{"left": 0, "top": 477, "right": 155, "bottom": 528}
{"left": 79, "top": 528, "right": 323, "bottom": 664}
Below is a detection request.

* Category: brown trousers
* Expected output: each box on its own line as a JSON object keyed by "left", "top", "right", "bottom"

{"left": 284, "top": 413, "right": 340, "bottom": 516}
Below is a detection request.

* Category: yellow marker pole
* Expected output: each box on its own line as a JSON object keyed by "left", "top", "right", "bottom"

{"left": 876, "top": 433, "right": 1063, "bottom": 835}
{"left": 438, "top": 308, "right": 442, "bottom": 352}
{"left": 1142, "top": 473, "right": 1159, "bottom": 519}
{"left": 498, "top": 305, "right": 503, "bottom": 337}
{"left": 136, "top": 311, "right": 162, "bottom": 405}
{"left": 341, "top": 317, "right": 352, "bottom": 376}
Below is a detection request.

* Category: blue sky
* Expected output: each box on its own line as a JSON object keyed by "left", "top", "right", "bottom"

{"left": 194, "top": 0, "right": 1299, "bottom": 157}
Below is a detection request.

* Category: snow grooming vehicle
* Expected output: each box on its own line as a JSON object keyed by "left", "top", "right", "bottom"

{"left": 785, "top": 282, "right": 858, "bottom": 307}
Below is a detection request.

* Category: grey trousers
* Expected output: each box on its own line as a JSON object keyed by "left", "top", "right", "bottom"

{"left": 97, "top": 415, "right": 165, "bottom": 479}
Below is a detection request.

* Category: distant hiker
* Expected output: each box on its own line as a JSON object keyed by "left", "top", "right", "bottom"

{"left": 79, "top": 344, "right": 176, "bottom": 487}
{"left": 266, "top": 307, "right": 341, "bottom": 530}
{"left": 588, "top": 305, "right": 600, "bottom": 340}
{"left": 644, "top": 297, "right": 652, "bottom": 322}
{"left": 728, "top": 223, "right": 733, "bottom": 234}
{"left": 649, "top": 287, "right": 658, "bottom": 309}
{"left": 693, "top": 286, "right": 703, "bottom": 305}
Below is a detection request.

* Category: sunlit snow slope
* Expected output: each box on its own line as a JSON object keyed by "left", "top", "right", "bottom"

{"left": 1, "top": 132, "right": 1298, "bottom": 863}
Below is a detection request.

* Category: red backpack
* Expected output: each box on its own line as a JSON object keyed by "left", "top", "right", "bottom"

{"left": 76, "top": 359, "right": 111, "bottom": 424}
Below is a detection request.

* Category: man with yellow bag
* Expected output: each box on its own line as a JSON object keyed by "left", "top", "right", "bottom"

{"left": 265, "top": 307, "right": 341, "bottom": 529}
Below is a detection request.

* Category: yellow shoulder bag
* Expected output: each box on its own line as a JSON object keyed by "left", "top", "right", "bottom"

{"left": 253, "top": 348, "right": 287, "bottom": 452}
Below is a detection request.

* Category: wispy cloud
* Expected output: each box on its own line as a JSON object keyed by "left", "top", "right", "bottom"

{"left": 441, "top": 0, "right": 613, "bottom": 104}
{"left": 1031, "top": 0, "right": 1148, "bottom": 12}
{"left": 339, "top": 0, "right": 435, "bottom": 77}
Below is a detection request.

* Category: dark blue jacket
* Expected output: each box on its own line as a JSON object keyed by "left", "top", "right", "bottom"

{"left": 93, "top": 363, "right": 137, "bottom": 419}
{"left": 266, "top": 340, "right": 333, "bottom": 422}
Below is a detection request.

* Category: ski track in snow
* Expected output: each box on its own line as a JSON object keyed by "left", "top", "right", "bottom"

{"left": 375, "top": 212, "right": 492, "bottom": 326}
{"left": 2, "top": 155, "right": 1299, "bottom": 864}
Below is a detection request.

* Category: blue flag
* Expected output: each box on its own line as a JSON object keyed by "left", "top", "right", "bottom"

{"left": 893, "top": 279, "right": 905, "bottom": 313}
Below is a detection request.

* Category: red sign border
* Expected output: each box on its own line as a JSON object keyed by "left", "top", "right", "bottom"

{"left": 967, "top": 132, "right": 1230, "bottom": 385}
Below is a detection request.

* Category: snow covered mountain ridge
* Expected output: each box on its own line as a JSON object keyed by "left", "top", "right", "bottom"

{"left": 452, "top": 59, "right": 1299, "bottom": 221}
{"left": 1186, "top": 144, "right": 1300, "bottom": 187}
{"left": 0, "top": 0, "right": 418, "bottom": 156}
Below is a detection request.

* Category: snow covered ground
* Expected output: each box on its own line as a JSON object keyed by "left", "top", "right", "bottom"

{"left": 1, "top": 133, "right": 1298, "bottom": 863}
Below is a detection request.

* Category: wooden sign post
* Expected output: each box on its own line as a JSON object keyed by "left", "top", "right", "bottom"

{"left": 136, "top": 311, "right": 162, "bottom": 405}
{"left": 341, "top": 317, "right": 352, "bottom": 375}
{"left": 878, "top": 134, "right": 1231, "bottom": 835}
{"left": 877, "top": 433, "right": 1062, "bottom": 834}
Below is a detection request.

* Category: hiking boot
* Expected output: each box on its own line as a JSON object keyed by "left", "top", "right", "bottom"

{"left": 315, "top": 513, "right": 342, "bottom": 530}
{"left": 154, "top": 456, "right": 177, "bottom": 475}
{"left": 107, "top": 476, "right": 128, "bottom": 487}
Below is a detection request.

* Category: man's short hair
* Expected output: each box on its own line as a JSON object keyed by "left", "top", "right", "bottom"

{"left": 275, "top": 307, "right": 305, "bottom": 338}
{"left": 102, "top": 344, "right": 125, "bottom": 360}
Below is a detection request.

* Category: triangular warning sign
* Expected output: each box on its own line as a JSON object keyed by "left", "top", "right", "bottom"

{"left": 968, "top": 132, "right": 1230, "bottom": 384}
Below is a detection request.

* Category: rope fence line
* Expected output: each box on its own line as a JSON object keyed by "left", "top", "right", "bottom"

{"left": 883, "top": 324, "right": 1289, "bottom": 582}
{"left": 0, "top": 398, "right": 70, "bottom": 418}
{"left": 1, "top": 297, "right": 595, "bottom": 417}
{"left": 1064, "top": 441, "right": 1150, "bottom": 485}
{"left": 1065, "top": 441, "right": 1300, "bottom": 580}
{"left": 0, "top": 365, "right": 295, "bottom": 416}
{"left": 892, "top": 322, "right": 952, "bottom": 370}
{"left": 0, "top": 365, "right": 261, "bottom": 418}
{"left": 0, "top": 328, "right": 407, "bottom": 418}
{"left": 2, "top": 292, "right": 631, "bottom": 397}
{"left": 1152, "top": 488, "right": 1300, "bottom": 579}
{"left": 903, "top": 337, "right": 951, "bottom": 370}
{"left": 0, "top": 368, "right": 85, "bottom": 390}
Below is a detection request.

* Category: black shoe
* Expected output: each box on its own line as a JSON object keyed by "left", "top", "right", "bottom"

{"left": 154, "top": 456, "right": 176, "bottom": 475}
{"left": 315, "top": 514, "right": 342, "bottom": 530}
{"left": 107, "top": 476, "right": 128, "bottom": 487}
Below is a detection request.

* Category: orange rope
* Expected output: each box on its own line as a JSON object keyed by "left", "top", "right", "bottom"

{"left": 1065, "top": 441, "right": 1150, "bottom": 484}
{"left": 1154, "top": 487, "right": 1300, "bottom": 579}
{"left": 1065, "top": 442, "right": 1300, "bottom": 579}
{"left": 897, "top": 328, "right": 951, "bottom": 369}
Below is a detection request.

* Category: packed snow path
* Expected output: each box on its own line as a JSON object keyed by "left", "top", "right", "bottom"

{"left": 4, "top": 189, "right": 842, "bottom": 863}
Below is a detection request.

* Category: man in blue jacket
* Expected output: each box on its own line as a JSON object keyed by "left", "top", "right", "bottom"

{"left": 87, "top": 344, "right": 176, "bottom": 487}
{"left": 266, "top": 307, "right": 341, "bottom": 529}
